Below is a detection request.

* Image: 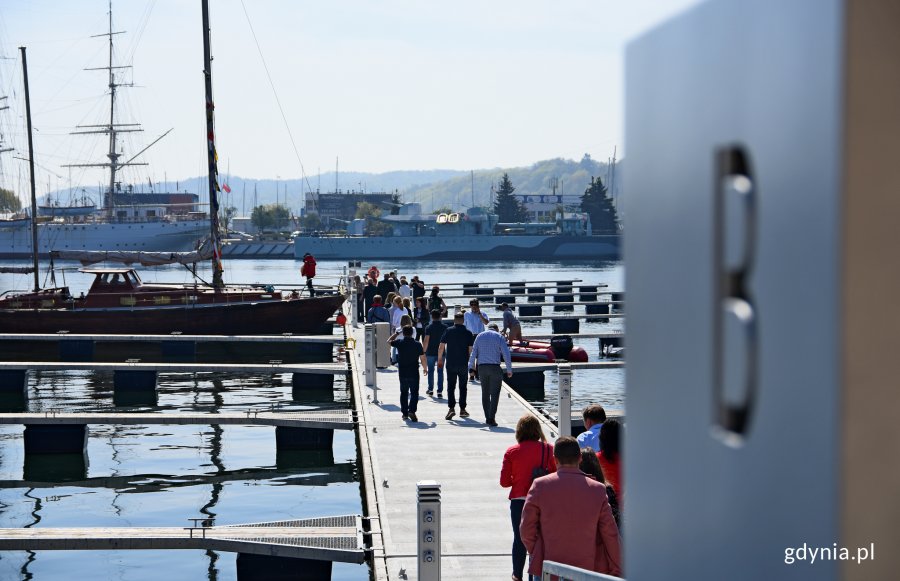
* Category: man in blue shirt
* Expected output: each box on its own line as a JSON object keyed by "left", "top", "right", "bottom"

{"left": 422, "top": 309, "right": 447, "bottom": 397}
{"left": 576, "top": 404, "right": 607, "bottom": 451}
{"left": 389, "top": 326, "right": 427, "bottom": 422}
{"left": 467, "top": 323, "right": 513, "bottom": 427}
{"left": 438, "top": 311, "right": 474, "bottom": 420}
{"left": 464, "top": 298, "right": 489, "bottom": 335}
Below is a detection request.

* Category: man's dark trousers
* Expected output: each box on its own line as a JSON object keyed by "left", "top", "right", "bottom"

{"left": 446, "top": 365, "right": 468, "bottom": 410}
{"left": 399, "top": 374, "right": 420, "bottom": 416}
{"left": 478, "top": 363, "right": 502, "bottom": 422}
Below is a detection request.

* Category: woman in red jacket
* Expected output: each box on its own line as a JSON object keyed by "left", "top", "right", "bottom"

{"left": 596, "top": 418, "right": 622, "bottom": 500}
{"left": 501, "top": 414, "right": 556, "bottom": 581}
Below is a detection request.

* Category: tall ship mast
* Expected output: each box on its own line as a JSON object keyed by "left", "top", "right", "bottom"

{"left": 63, "top": 1, "right": 146, "bottom": 220}
{"left": 0, "top": 1, "right": 209, "bottom": 259}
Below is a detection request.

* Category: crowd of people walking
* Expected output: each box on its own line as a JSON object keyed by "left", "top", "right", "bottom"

{"left": 353, "top": 268, "right": 622, "bottom": 578}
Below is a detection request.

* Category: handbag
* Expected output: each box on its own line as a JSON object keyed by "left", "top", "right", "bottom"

{"left": 531, "top": 443, "right": 550, "bottom": 481}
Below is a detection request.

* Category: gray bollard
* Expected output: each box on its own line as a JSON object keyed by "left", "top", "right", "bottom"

{"left": 365, "top": 324, "right": 378, "bottom": 401}
{"left": 417, "top": 481, "right": 442, "bottom": 581}
{"left": 557, "top": 364, "right": 572, "bottom": 439}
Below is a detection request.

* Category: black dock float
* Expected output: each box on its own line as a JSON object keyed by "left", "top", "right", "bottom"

{"left": 236, "top": 553, "right": 332, "bottom": 581}
{"left": 275, "top": 426, "right": 335, "bottom": 451}
{"left": 113, "top": 369, "right": 158, "bottom": 392}
{"left": 24, "top": 424, "right": 88, "bottom": 455}
{"left": 161, "top": 340, "right": 196, "bottom": 359}
{"left": 23, "top": 452, "right": 88, "bottom": 482}
{"left": 518, "top": 305, "right": 542, "bottom": 317}
{"left": 579, "top": 285, "right": 599, "bottom": 302}
{"left": 504, "top": 371, "right": 546, "bottom": 401}
{"left": 59, "top": 339, "right": 94, "bottom": 362}
{"left": 586, "top": 303, "right": 610, "bottom": 322}
{"left": 509, "top": 282, "right": 526, "bottom": 295}
{"left": 551, "top": 318, "right": 580, "bottom": 334}
{"left": 0, "top": 370, "right": 26, "bottom": 394}
{"left": 494, "top": 295, "right": 516, "bottom": 304}
{"left": 527, "top": 287, "right": 545, "bottom": 302}
{"left": 462, "top": 283, "right": 479, "bottom": 296}
{"left": 292, "top": 373, "right": 335, "bottom": 402}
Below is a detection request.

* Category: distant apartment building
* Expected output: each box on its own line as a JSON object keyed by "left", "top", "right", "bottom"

{"left": 304, "top": 191, "right": 394, "bottom": 223}
{"left": 515, "top": 193, "right": 583, "bottom": 222}
{"left": 111, "top": 192, "right": 200, "bottom": 220}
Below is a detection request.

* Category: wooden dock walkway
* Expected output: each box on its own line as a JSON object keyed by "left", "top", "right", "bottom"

{"left": 0, "top": 333, "right": 343, "bottom": 344}
{"left": 0, "top": 515, "right": 366, "bottom": 564}
{"left": 0, "top": 361, "right": 347, "bottom": 375}
{"left": 0, "top": 409, "right": 354, "bottom": 430}
{"left": 348, "top": 323, "right": 570, "bottom": 580}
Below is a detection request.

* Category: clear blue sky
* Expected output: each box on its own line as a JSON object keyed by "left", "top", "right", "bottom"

{"left": 0, "top": 0, "right": 701, "bottom": 195}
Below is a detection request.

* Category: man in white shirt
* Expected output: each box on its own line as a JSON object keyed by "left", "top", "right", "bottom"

{"left": 576, "top": 404, "right": 607, "bottom": 451}
{"left": 464, "top": 298, "right": 489, "bottom": 335}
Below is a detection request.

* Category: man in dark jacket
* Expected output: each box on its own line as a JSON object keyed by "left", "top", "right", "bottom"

{"left": 376, "top": 273, "right": 396, "bottom": 299}
{"left": 389, "top": 325, "right": 427, "bottom": 422}
{"left": 363, "top": 277, "right": 378, "bottom": 316}
{"left": 437, "top": 311, "right": 474, "bottom": 420}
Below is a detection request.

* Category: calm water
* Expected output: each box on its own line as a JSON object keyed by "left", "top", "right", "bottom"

{"left": 0, "top": 257, "right": 623, "bottom": 580}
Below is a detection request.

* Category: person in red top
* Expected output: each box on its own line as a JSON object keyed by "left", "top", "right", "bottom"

{"left": 596, "top": 418, "right": 622, "bottom": 500}
{"left": 500, "top": 414, "right": 556, "bottom": 581}
{"left": 300, "top": 252, "right": 316, "bottom": 296}
{"left": 521, "top": 436, "right": 622, "bottom": 579}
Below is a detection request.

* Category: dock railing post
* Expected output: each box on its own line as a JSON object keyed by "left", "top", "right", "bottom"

{"left": 365, "top": 324, "right": 378, "bottom": 400}
{"left": 558, "top": 363, "right": 572, "bottom": 437}
{"left": 417, "top": 480, "right": 441, "bottom": 581}
{"left": 349, "top": 266, "right": 359, "bottom": 327}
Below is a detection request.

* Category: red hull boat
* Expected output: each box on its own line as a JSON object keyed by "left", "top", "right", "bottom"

{"left": 509, "top": 338, "right": 588, "bottom": 363}
{"left": 0, "top": 267, "right": 344, "bottom": 335}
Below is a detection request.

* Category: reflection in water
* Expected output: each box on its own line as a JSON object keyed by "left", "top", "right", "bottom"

{"left": 21, "top": 488, "right": 42, "bottom": 579}
{"left": 23, "top": 453, "right": 88, "bottom": 483}
{"left": 200, "top": 379, "right": 227, "bottom": 581}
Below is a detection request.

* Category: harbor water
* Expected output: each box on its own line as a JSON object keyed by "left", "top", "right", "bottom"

{"left": 0, "top": 257, "right": 623, "bottom": 580}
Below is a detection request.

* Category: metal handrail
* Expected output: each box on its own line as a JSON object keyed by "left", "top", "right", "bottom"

{"left": 542, "top": 560, "right": 624, "bottom": 581}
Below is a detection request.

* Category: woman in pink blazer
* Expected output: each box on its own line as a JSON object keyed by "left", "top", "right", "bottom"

{"left": 520, "top": 437, "right": 622, "bottom": 578}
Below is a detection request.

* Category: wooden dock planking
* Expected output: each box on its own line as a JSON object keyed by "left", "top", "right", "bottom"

{"left": 0, "top": 361, "right": 347, "bottom": 374}
{"left": 0, "top": 333, "right": 343, "bottom": 344}
{"left": 347, "top": 322, "right": 576, "bottom": 580}
{"left": 0, "top": 409, "right": 355, "bottom": 430}
{"left": 0, "top": 515, "right": 366, "bottom": 563}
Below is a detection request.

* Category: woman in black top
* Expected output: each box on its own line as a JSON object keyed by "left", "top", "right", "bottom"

{"left": 414, "top": 297, "right": 429, "bottom": 340}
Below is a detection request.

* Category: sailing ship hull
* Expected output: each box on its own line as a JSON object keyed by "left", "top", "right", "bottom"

{"left": 0, "top": 294, "right": 345, "bottom": 335}
{"left": 0, "top": 219, "right": 209, "bottom": 259}
{"left": 292, "top": 234, "right": 621, "bottom": 260}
